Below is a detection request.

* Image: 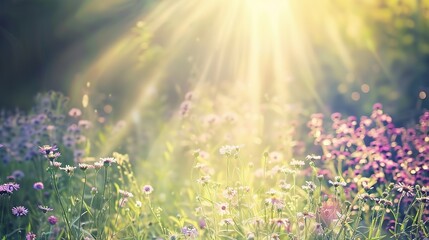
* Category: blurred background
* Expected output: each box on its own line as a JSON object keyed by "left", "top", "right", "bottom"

{"left": 0, "top": 0, "right": 428, "bottom": 125}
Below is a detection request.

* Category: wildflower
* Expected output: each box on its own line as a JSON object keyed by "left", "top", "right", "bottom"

{"left": 68, "top": 108, "right": 82, "bottom": 117}
{"left": 314, "top": 223, "right": 324, "bottom": 236}
{"left": 100, "top": 157, "right": 117, "bottom": 166}
{"left": 297, "top": 211, "right": 316, "bottom": 219}
{"left": 26, "top": 232, "right": 36, "bottom": 240}
{"left": 48, "top": 215, "right": 58, "bottom": 225}
{"left": 119, "top": 190, "right": 134, "bottom": 198}
{"left": 271, "top": 233, "right": 280, "bottom": 240}
{"left": 220, "top": 218, "right": 234, "bottom": 226}
{"left": 47, "top": 152, "right": 61, "bottom": 161}
{"left": 79, "top": 163, "right": 92, "bottom": 171}
{"left": 302, "top": 181, "right": 317, "bottom": 193}
{"left": 290, "top": 159, "right": 305, "bottom": 167}
{"left": 135, "top": 200, "right": 142, "bottom": 208}
{"left": 219, "top": 145, "right": 241, "bottom": 156}
{"left": 60, "top": 165, "right": 76, "bottom": 176}
{"left": 329, "top": 177, "right": 347, "bottom": 188}
{"left": 0, "top": 182, "right": 20, "bottom": 195}
{"left": 91, "top": 187, "right": 98, "bottom": 195}
{"left": 270, "top": 218, "right": 290, "bottom": 228}
{"left": 33, "top": 182, "right": 44, "bottom": 190}
{"left": 395, "top": 182, "right": 414, "bottom": 197}
{"left": 306, "top": 154, "right": 321, "bottom": 162}
{"left": 39, "top": 145, "right": 58, "bottom": 155}
{"left": 246, "top": 233, "right": 255, "bottom": 240}
{"left": 265, "top": 197, "right": 285, "bottom": 211}
{"left": 119, "top": 198, "right": 129, "bottom": 207}
{"left": 421, "top": 186, "right": 429, "bottom": 193}
{"left": 12, "top": 206, "right": 28, "bottom": 216}
{"left": 93, "top": 161, "right": 103, "bottom": 170}
{"left": 279, "top": 180, "right": 292, "bottom": 191}
{"left": 181, "top": 225, "right": 198, "bottom": 238}
{"left": 196, "top": 175, "right": 210, "bottom": 185}
{"left": 143, "top": 185, "right": 154, "bottom": 195}
{"left": 50, "top": 161, "right": 62, "bottom": 168}
{"left": 223, "top": 187, "right": 237, "bottom": 200}
{"left": 38, "top": 205, "right": 53, "bottom": 213}
{"left": 218, "top": 202, "right": 229, "bottom": 215}
{"left": 269, "top": 151, "right": 283, "bottom": 163}
{"left": 10, "top": 170, "right": 25, "bottom": 180}
{"left": 319, "top": 199, "right": 341, "bottom": 226}
{"left": 198, "top": 218, "right": 207, "bottom": 229}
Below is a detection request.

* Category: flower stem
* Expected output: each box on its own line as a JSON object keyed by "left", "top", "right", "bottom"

{"left": 51, "top": 171, "right": 72, "bottom": 239}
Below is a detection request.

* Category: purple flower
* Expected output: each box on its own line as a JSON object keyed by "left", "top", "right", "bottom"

{"left": 26, "top": 232, "right": 36, "bottom": 240}
{"left": 0, "top": 182, "right": 20, "bottom": 195}
{"left": 12, "top": 206, "right": 28, "bottom": 216}
{"left": 142, "top": 185, "right": 154, "bottom": 195}
{"left": 33, "top": 182, "right": 44, "bottom": 190}
{"left": 48, "top": 215, "right": 58, "bottom": 225}
{"left": 181, "top": 225, "right": 198, "bottom": 238}
{"left": 39, "top": 145, "right": 58, "bottom": 155}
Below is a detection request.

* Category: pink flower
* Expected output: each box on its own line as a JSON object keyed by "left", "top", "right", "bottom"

{"left": 33, "top": 182, "right": 44, "bottom": 190}
{"left": 12, "top": 206, "right": 28, "bottom": 216}
{"left": 26, "top": 232, "right": 36, "bottom": 240}
{"left": 319, "top": 200, "right": 341, "bottom": 226}
{"left": 48, "top": 215, "right": 58, "bottom": 225}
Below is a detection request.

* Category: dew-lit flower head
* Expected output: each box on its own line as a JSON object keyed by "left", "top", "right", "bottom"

{"left": 12, "top": 206, "right": 28, "bottom": 216}
{"left": 33, "top": 182, "right": 44, "bottom": 190}
{"left": 38, "top": 205, "right": 53, "bottom": 213}
{"left": 143, "top": 185, "right": 154, "bottom": 195}
{"left": 48, "top": 215, "right": 58, "bottom": 225}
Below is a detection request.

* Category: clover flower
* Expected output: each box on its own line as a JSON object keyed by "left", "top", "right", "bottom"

{"left": 48, "top": 215, "right": 58, "bottom": 225}
{"left": 12, "top": 206, "right": 28, "bottom": 216}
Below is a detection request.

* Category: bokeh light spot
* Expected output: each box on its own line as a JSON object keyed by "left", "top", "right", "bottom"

{"left": 351, "top": 92, "right": 360, "bottom": 101}
{"left": 419, "top": 90, "right": 427, "bottom": 100}
{"left": 361, "top": 84, "right": 370, "bottom": 93}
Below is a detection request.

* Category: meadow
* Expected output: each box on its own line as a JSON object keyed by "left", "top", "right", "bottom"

{"left": 0, "top": 90, "right": 427, "bottom": 239}
{"left": 1, "top": 0, "right": 429, "bottom": 239}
